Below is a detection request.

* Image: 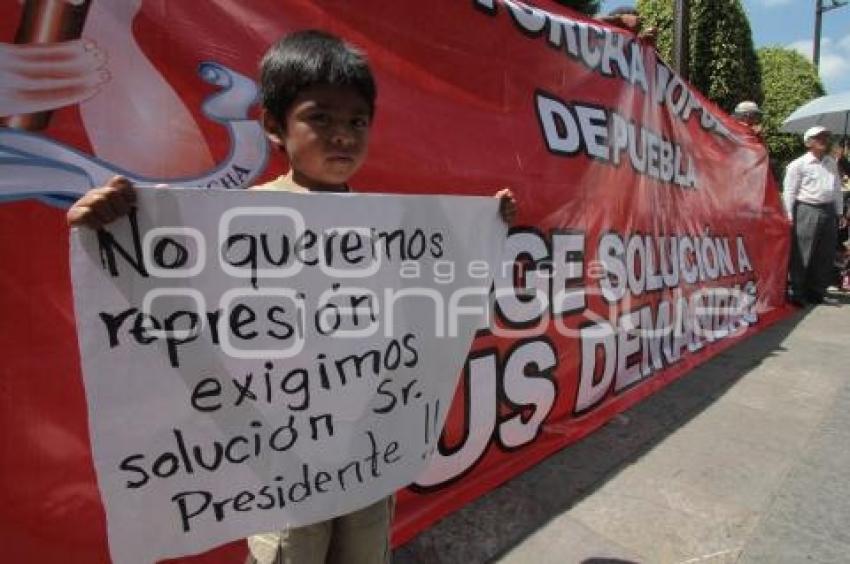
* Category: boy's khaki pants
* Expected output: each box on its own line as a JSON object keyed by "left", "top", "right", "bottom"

{"left": 246, "top": 497, "right": 393, "bottom": 564}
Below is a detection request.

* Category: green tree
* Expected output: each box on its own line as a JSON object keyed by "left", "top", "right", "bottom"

{"left": 636, "top": 0, "right": 762, "bottom": 113}
{"left": 552, "top": 0, "right": 601, "bottom": 15}
{"left": 758, "top": 47, "right": 825, "bottom": 179}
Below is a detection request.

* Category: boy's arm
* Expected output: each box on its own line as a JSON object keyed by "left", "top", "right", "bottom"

{"left": 67, "top": 176, "right": 136, "bottom": 229}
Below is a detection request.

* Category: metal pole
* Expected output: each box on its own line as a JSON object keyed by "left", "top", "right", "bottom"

{"left": 814, "top": 0, "right": 823, "bottom": 69}
{"left": 673, "top": 0, "right": 690, "bottom": 79}
{"left": 815, "top": 1, "right": 850, "bottom": 71}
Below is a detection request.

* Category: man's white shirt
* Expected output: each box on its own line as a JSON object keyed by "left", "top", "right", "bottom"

{"left": 783, "top": 152, "right": 844, "bottom": 220}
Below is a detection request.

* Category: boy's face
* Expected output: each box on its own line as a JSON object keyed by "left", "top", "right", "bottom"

{"left": 268, "top": 84, "right": 371, "bottom": 190}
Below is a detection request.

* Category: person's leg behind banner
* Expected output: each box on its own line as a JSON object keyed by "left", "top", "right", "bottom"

{"left": 245, "top": 497, "right": 392, "bottom": 564}
{"left": 247, "top": 521, "right": 332, "bottom": 564}
{"left": 790, "top": 203, "right": 818, "bottom": 301}
{"left": 326, "top": 496, "right": 394, "bottom": 564}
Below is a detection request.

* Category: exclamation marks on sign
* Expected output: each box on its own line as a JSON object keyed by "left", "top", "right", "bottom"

{"left": 422, "top": 398, "right": 441, "bottom": 460}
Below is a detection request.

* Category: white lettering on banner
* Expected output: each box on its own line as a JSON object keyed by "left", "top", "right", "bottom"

{"left": 472, "top": 0, "right": 749, "bottom": 192}
{"left": 70, "top": 187, "right": 506, "bottom": 563}
{"left": 414, "top": 228, "right": 759, "bottom": 488}
{"left": 474, "top": 0, "right": 731, "bottom": 140}
{"left": 535, "top": 93, "right": 698, "bottom": 188}
{"left": 413, "top": 338, "right": 558, "bottom": 488}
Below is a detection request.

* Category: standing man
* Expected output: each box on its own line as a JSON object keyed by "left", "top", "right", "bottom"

{"left": 783, "top": 126, "right": 844, "bottom": 305}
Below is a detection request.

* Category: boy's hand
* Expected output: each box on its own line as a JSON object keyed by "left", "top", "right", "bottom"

{"left": 66, "top": 176, "right": 136, "bottom": 229}
{"left": 494, "top": 188, "right": 517, "bottom": 225}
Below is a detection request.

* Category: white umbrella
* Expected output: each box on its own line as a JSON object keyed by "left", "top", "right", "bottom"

{"left": 780, "top": 91, "right": 850, "bottom": 136}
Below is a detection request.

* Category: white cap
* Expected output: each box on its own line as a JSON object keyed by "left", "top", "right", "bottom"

{"left": 804, "top": 125, "right": 830, "bottom": 143}
{"left": 733, "top": 101, "right": 761, "bottom": 115}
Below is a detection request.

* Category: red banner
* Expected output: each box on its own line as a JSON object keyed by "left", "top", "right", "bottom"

{"left": 0, "top": 1, "right": 791, "bottom": 562}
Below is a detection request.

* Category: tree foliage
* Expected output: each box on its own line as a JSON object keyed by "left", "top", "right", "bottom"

{"left": 636, "top": 0, "right": 762, "bottom": 113}
{"left": 758, "top": 47, "right": 826, "bottom": 178}
{"left": 551, "top": 0, "right": 601, "bottom": 15}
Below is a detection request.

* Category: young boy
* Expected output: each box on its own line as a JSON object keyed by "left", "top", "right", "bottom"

{"left": 68, "top": 30, "right": 516, "bottom": 563}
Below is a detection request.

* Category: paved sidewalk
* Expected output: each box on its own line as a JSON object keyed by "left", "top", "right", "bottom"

{"left": 394, "top": 296, "right": 850, "bottom": 564}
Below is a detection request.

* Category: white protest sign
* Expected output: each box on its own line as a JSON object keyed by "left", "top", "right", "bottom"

{"left": 70, "top": 187, "right": 506, "bottom": 563}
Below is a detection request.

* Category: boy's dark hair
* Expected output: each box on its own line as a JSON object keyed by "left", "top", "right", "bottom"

{"left": 259, "top": 29, "right": 377, "bottom": 124}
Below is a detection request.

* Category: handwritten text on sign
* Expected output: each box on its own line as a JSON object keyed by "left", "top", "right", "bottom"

{"left": 70, "top": 187, "right": 505, "bottom": 563}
